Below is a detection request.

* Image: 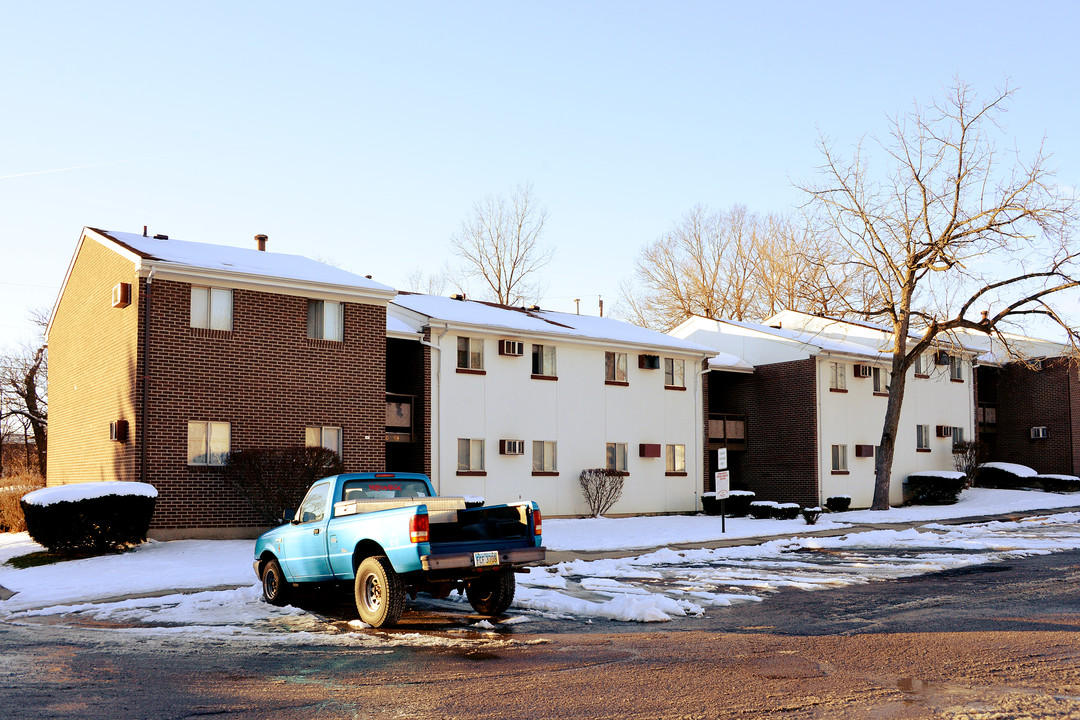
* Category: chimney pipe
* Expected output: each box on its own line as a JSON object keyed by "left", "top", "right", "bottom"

{"left": 255, "top": 234, "right": 268, "bottom": 252}
{"left": 574, "top": 298, "right": 580, "bottom": 315}
{"left": 143, "top": 225, "right": 148, "bottom": 238}
{"left": 598, "top": 296, "right": 604, "bottom": 317}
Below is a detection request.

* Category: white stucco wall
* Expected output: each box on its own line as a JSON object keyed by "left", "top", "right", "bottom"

{"left": 428, "top": 329, "right": 706, "bottom": 516}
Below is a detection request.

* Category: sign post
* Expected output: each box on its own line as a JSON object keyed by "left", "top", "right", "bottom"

{"left": 714, "top": 449, "right": 730, "bottom": 533}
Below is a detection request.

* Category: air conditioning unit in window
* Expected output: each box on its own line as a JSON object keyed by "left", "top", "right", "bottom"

{"left": 638, "top": 354, "right": 660, "bottom": 370}
{"left": 855, "top": 444, "right": 875, "bottom": 458}
{"left": 935, "top": 351, "right": 950, "bottom": 366}
{"left": 499, "top": 439, "right": 525, "bottom": 455}
{"left": 498, "top": 340, "right": 524, "bottom": 357}
{"left": 936, "top": 425, "right": 952, "bottom": 438}
{"left": 112, "top": 282, "right": 131, "bottom": 308}
{"left": 1030, "top": 426, "right": 1049, "bottom": 439}
{"left": 109, "top": 419, "right": 129, "bottom": 443}
{"left": 852, "top": 364, "right": 871, "bottom": 378}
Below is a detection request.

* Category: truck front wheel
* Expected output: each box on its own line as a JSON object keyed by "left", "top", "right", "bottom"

{"left": 466, "top": 571, "right": 516, "bottom": 616}
{"left": 261, "top": 559, "right": 290, "bottom": 606}
{"left": 355, "top": 555, "right": 406, "bottom": 627}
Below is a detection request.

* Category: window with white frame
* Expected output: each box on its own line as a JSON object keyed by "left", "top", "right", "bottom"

{"left": 605, "top": 352, "right": 628, "bottom": 383}
{"left": 917, "top": 424, "right": 931, "bottom": 450}
{"left": 831, "top": 444, "right": 848, "bottom": 472}
{"left": 913, "top": 353, "right": 927, "bottom": 376}
{"left": 949, "top": 355, "right": 963, "bottom": 381}
{"left": 305, "top": 426, "right": 342, "bottom": 458}
{"left": 605, "top": 442, "right": 628, "bottom": 472}
{"left": 666, "top": 443, "right": 686, "bottom": 473}
{"left": 532, "top": 440, "right": 557, "bottom": 472}
{"left": 187, "top": 421, "right": 231, "bottom": 465}
{"left": 457, "top": 438, "right": 484, "bottom": 471}
{"left": 532, "top": 344, "right": 556, "bottom": 377}
{"left": 664, "top": 358, "right": 685, "bottom": 388}
{"left": 873, "top": 367, "right": 890, "bottom": 394}
{"left": 457, "top": 337, "right": 484, "bottom": 370}
{"left": 951, "top": 426, "right": 965, "bottom": 445}
{"left": 307, "top": 300, "right": 343, "bottom": 341}
{"left": 190, "top": 286, "right": 233, "bottom": 331}
{"left": 829, "top": 362, "right": 846, "bottom": 390}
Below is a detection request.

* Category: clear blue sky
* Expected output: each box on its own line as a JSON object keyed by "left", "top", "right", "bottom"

{"left": 2, "top": 1, "right": 1078, "bottom": 350}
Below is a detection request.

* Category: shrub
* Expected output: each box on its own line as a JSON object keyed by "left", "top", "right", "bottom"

{"left": 224, "top": 446, "right": 344, "bottom": 525}
{"left": 802, "top": 507, "right": 823, "bottom": 525}
{"left": 700, "top": 493, "right": 723, "bottom": 516}
{"left": 905, "top": 472, "right": 966, "bottom": 505}
{"left": 748, "top": 500, "right": 778, "bottom": 519}
{"left": 1038, "top": 475, "right": 1080, "bottom": 493}
{"left": 824, "top": 496, "right": 851, "bottom": 512}
{"left": 974, "top": 462, "right": 1038, "bottom": 489}
{"left": 726, "top": 491, "right": 756, "bottom": 517}
{"left": 774, "top": 503, "right": 801, "bottom": 520}
{"left": 579, "top": 468, "right": 624, "bottom": 517}
{"left": 21, "top": 482, "right": 157, "bottom": 553}
{"left": 952, "top": 441, "right": 981, "bottom": 487}
{"left": 0, "top": 473, "right": 45, "bottom": 533}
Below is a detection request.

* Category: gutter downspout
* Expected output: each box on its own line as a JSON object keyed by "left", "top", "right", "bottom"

{"left": 417, "top": 322, "right": 449, "bottom": 494}
{"left": 140, "top": 267, "right": 156, "bottom": 484}
{"left": 697, "top": 361, "right": 713, "bottom": 513}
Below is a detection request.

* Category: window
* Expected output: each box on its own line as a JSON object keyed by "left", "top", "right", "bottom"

{"left": 605, "top": 442, "right": 628, "bottom": 473}
{"left": 917, "top": 424, "right": 931, "bottom": 450}
{"left": 951, "top": 426, "right": 965, "bottom": 445}
{"left": 187, "top": 421, "right": 230, "bottom": 465}
{"left": 831, "top": 444, "right": 848, "bottom": 472}
{"left": 873, "top": 367, "right": 890, "bottom": 394}
{"left": 457, "top": 337, "right": 484, "bottom": 371}
{"left": 913, "top": 354, "right": 928, "bottom": 376}
{"left": 666, "top": 444, "right": 686, "bottom": 473}
{"left": 605, "top": 352, "right": 628, "bottom": 384}
{"left": 296, "top": 481, "right": 330, "bottom": 524}
{"left": 190, "top": 287, "right": 233, "bottom": 331}
{"left": 305, "top": 426, "right": 342, "bottom": 458}
{"left": 457, "top": 438, "right": 485, "bottom": 472}
{"left": 532, "top": 441, "right": 557, "bottom": 473}
{"left": 829, "top": 362, "right": 846, "bottom": 391}
{"left": 949, "top": 355, "right": 963, "bottom": 381}
{"left": 532, "top": 344, "right": 557, "bottom": 377}
{"left": 307, "top": 300, "right": 343, "bottom": 341}
{"left": 664, "top": 358, "right": 685, "bottom": 388}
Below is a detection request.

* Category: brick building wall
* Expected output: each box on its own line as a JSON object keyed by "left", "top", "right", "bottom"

{"left": 47, "top": 238, "right": 141, "bottom": 487}
{"left": 980, "top": 359, "right": 1077, "bottom": 475}
{"left": 707, "top": 358, "right": 818, "bottom": 505}
{"left": 139, "top": 277, "right": 387, "bottom": 535}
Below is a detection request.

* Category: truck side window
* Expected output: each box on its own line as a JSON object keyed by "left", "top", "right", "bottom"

{"left": 297, "top": 482, "right": 330, "bottom": 523}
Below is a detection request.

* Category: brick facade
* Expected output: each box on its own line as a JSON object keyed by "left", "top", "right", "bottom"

{"left": 977, "top": 359, "right": 1079, "bottom": 475}
{"left": 707, "top": 359, "right": 819, "bottom": 505}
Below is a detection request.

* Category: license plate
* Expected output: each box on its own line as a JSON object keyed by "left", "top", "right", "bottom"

{"left": 473, "top": 550, "right": 500, "bottom": 568}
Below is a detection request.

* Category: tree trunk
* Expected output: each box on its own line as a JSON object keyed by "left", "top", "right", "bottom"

{"left": 872, "top": 358, "right": 908, "bottom": 509}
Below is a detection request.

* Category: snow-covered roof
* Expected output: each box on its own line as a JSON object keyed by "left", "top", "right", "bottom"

{"left": 390, "top": 294, "right": 715, "bottom": 355}
{"left": 93, "top": 228, "right": 395, "bottom": 295}
{"left": 386, "top": 314, "right": 419, "bottom": 338}
{"left": 717, "top": 317, "right": 892, "bottom": 360}
{"left": 947, "top": 327, "right": 1072, "bottom": 367}
{"left": 708, "top": 351, "right": 754, "bottom": 373}
{"left": 766, "top": 310, "right": 980, "bottom": 357}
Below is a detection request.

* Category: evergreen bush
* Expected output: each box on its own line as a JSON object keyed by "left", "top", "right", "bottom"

{"left": 802, "top": 507, "right": 823, "bottom": 525}
{"left": 824, "top": 495, "right": 851, "bottom": 512}
{"left": 905, "top": 473, "right": 966, "bottom": 505}
{"left": 21, "top": 484, "right": 157, "bottom": 553}
{"left": 748, "top": 500, "right": 778, "bottom": 519}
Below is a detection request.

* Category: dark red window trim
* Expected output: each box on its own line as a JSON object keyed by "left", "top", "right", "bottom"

{"left": 916, "top": 448, "right": 932, "bottom": 453}
{"left": 456, "top": 368, "right": 486, "bottom": 375}
{"left": 950, "top": 378, "right": 964, "bottom": 383}
{"left": 531, "top": 374, "right": 558, "bottom": 381}
{"left": 664, "top": 385, "right": 687, "bottom": 391}
{"left": 830, "top": 470, "right": 850, "bottom": 475}
{"left": 605, "top": 380, "right": 630, "bottom": 387}
{"left": 914, "top": 373, "right": 930, "bottom": 379}
{"left": 456, "top": 470, "right": 487, "bottom": 476}
{"left": 873, "top": 392, "right": 889, "bottom": 398}
{"left": 665, "top": 471, "right": 688, "bottom": 477}
{"left": 531, "top": 471, "right": 559, "bottom": 477}
{"left": 829, "top": 388, "right": 848, "bottom": 393}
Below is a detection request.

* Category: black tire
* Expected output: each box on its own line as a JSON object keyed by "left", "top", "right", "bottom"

{"left": 466, "top": 571, "right": 516, "bottom": 616}
{"left": 354, "top": 555, "right": 406, "bottom": 627}
{"left": 261, "top": 558, "right": 290, "bottom": 606}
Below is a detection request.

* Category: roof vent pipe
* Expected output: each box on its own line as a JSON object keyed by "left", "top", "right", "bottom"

{"left": 255, "top": 234, "right": 268, "bottom": 252}
{"left": 143, "top": 225, "right": 148, "bottom": 237}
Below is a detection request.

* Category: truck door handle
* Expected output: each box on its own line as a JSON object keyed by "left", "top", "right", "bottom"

{"left": 313, "top": 528, "right": 321, "bottom": 535}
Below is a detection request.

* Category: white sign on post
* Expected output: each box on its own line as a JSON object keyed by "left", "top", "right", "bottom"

{"left": 717, "top": 448, "right": 728, "bottom": 471}
{"left": 713, "top": 470, "right": 730, "bottom": 499}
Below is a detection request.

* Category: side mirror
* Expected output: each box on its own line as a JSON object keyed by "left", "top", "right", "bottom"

{"left": 282, "top": 509, "right": 296, "bottom": 525}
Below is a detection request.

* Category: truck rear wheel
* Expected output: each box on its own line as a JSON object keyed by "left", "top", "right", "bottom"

{"left": 466, "top": 571, "right": 516, "bottom": 616}
{"left": 261, "top": 558, "right": 290, "bottom": 606}
{"left": 355, "top": 555, "right": 405, "bottom": 627}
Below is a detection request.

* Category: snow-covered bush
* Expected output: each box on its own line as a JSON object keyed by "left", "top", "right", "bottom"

{"left": 825, "top": 495, "right": 851, "bottom": 512}
{"left": 748, "top": 500, "right": 778, "bottom": 519}
{"left": 579, "top": 468, "right": 624, "bottom": 517}
{"left": 725, "top": 490, "right": 755, "bottom": 517}
{"left": 905, "top": 472, "right": 966, "bottom": 505}
{"left": 20, "top": 482, "right": 157, "bottom": 553}
{"left": 1038, "top": 475, "right": 1080, "bottom": 493}
{"left": 975, "top": 462, "right": 1038, "bottom": 489}
{"left": 774, "top": 502, "right": 801, "bottom": 520}
{"left": 224, "top": 446, "right": 343, "bottom": 525}
{"left": 802, "top": 506, "right": 823, "bottom": 525}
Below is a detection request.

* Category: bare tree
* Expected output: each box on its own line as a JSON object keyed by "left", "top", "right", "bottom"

{"left": 620, "top": 205, "right": 854, "bottom": 330}
{"left": 402, "top": 266, "right": 449, "bottom": 296}
{"left": 801, "top": 80, "right": 1079, "bottom": 509}
{"left": 1, "top": 310, "right": 49, "bottom": 476}
{"left": 450, "top": 183, "right": 553, "bottom": 306}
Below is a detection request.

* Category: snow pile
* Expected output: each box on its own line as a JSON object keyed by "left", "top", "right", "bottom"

{"left": 22, "top": 481, "right": 158, "bottom": 507}
{"left": 979, "top": 462, "right": 1037, "bottom": 477}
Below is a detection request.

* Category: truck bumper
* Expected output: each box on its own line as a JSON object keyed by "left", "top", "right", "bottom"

{"left": 421, "top": 546, "right": 547, "bottom": 572}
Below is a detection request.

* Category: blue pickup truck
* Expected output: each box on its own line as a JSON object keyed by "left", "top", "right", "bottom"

{"left": 253, "top": 472, "right": 545, "bottom": 627}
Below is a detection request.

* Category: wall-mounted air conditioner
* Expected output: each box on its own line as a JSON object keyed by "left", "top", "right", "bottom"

{"left": 853, "top": 364, "right": 871, "bottom": 378}
{"left": 936, "top": 425, "right": 952, "bottom": 438}
{"left": 638, "top": 354, "right": 660, "bottom": 370}
{"left": 1030, "top": 426, "right": 1049, "bottom": 440}
{"left": 638, "top": 443, "right": 661, "bottom": 458}
{"left": 110, "top": 419, "right": 129, "bottom": 442}
{"left": 498, "top": 340, "right": 524, "bottom": 357}
{"left": 499, "top": 439, "right": 525, "bottom": 455}
{"left": 112, "top": 282, "right": 131, "bottom": 308}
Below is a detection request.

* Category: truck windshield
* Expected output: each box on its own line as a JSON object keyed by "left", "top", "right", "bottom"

{"left": 341, "top": 478, "right": 430, "bottom": 501}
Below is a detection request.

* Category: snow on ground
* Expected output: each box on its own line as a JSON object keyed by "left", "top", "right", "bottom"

{"left": 0, "top": 487, "right": 1077, "bottom": 639}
